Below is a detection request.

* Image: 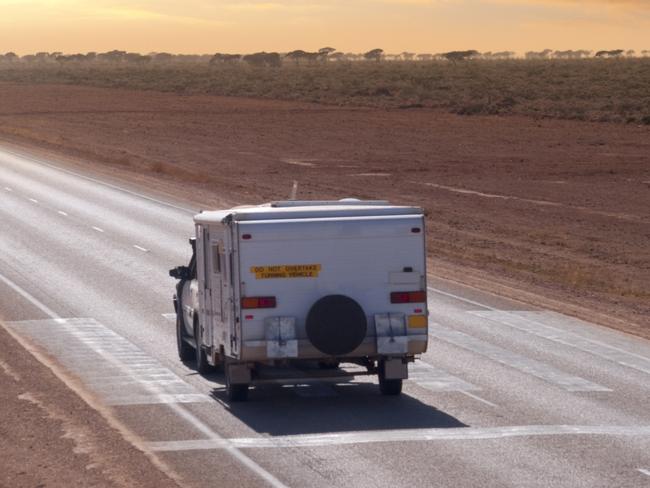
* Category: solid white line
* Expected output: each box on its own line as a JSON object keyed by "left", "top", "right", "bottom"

{"left": 92, "top": 226, "right": 105, "bottom": 233}
{"left": 133, "top": 245, "right": 149, "bottom": 252}
{"left": 0, "top": 146, "right": 196, "bottom": 214}
{"left": 459, "top": 390, "right": 498, "bottom": 407}
{"left": 146, "top": 425, "right": 650, "bottom": 451}
{"left": 0, "top": 271, "right": 61, "bottom": 319}
{"left": 428, "top": 286, "right": 496, "bottom": 310}
{"left": 28, "top": 198, "right": 38, "bottom": 203}
{"left": 638, "top": 469, "right": 650, "bottom": 477}
{"left": 57, "top": 210, "right": 68, "bottom": 216}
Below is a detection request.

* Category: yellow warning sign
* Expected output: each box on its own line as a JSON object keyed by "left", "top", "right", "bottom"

{"left": 251, "top": 264, "right": 321, "bottom": 279}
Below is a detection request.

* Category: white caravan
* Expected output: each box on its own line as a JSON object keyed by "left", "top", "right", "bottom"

{"left": 169, "top": 200, "right": 428, "bottom": 401}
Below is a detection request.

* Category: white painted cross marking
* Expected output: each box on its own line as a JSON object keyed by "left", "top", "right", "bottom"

{"left": 428, "top": 323, "right": 611, "bottom": 392}
{"left": 145, "top": 425, "right": 650, "bottom": 451}
{"left": 471, "top": 311, "right": 650, "bottom": 376}
{"left": 6, "top": 318, "right": 210, "bottom": 406}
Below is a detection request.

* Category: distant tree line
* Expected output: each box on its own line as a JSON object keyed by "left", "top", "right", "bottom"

{"left": 1, "top": 48, "right": 649, "bottom": 66}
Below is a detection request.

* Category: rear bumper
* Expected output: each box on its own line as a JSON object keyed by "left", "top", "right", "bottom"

{"left": 241, "top": 335, "right": 427, "bottom": 361}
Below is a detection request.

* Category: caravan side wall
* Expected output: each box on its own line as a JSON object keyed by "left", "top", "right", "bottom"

{"left": 234, "top": 214, "right": 428, "bottom": 361}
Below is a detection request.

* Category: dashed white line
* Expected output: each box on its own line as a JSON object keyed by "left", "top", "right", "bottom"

{"left": 459, "top": 390, "right": 498, "bottom": 407}
{"left": 638, "top": 468, "right": 650, "bottom": 477}
{"left": 133, "top": 245, "right": 149, "bottom": 252}
{"left": 57, "top": 210, "right": 68, "bottom": 216}
{"left": 92, "top": 226, "right": 105, "bottom": 233}
{"left": 28, "top": 198, "right": 38, "bottom": 204}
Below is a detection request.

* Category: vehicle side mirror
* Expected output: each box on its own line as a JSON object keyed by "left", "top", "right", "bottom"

{"left": 169, "top": 266, "right": 191, "bottom": 280}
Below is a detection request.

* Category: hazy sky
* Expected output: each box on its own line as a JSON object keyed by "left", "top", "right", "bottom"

{"left": 1, "top": 0, "right": 648, "bottom": 54}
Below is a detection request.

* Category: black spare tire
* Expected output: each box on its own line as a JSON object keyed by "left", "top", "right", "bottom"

{"left": 306, "top": 295, "right": 367, "bottom": 356}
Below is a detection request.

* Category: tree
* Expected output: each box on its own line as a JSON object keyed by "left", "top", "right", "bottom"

{"left": 364, "top": 48, "right": 384, "bottom": 62}
{"left": 443, "top": 50, "right": 479, "bottom": 62}
{"left": 3, "top": 52, "right": 18, "bottom": 63}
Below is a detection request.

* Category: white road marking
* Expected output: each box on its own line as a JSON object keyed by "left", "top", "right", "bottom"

{"left": 133, "top": 245, "right": 149, "bottom": 252}
{"left": 638, "top": 469, "right": 650, "bottom": 477}
{"left": 5, "top": 315, "right": 288, "bottom": 488}
{"left": 428, "top": 323, "right": 611, "bottom": 392}
{"left": 3, "top": 186, "right": 12, "bottom": 191}
{"left": 409, "top": 360, "right": 480, "bottom": 392}
{"left": 0, "top": 271, "right": 61, "bottom": 318}
{"left": 459, "top": 391, "right": 498, "bottom": 407}
{"left": 428, "top": 286, "right": 496, "bottom": 310}
{"left": 91, "top": 226, "right": 105, "bottom": 233}
{"left": 28, "top": 198, "right": 38, "bottom": 203}
{"left": 146, "top": 425, "right": 650, "bottom": 451}
{"left": 471, "top": 311, "right": 650, "bottom": 375}
{"left": 162, "top": 313, "right": 176, "bottom": 322}
{"left": 57, "top": 210, "right": 68, "bottom": 216}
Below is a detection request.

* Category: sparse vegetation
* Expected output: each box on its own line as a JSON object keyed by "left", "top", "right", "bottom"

{"left": 1, "top": 50, "right": 650, "bottom": 123}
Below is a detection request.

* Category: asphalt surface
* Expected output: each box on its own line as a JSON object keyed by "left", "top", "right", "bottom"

{"left": 1, "top": 145, "right": 649, "bottom": 488}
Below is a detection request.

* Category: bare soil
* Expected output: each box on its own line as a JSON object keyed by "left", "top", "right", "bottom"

{"left": 0, "top": 322, "right": 181, "bottom": 488}
{"left": 0, "top": 82, "right": 648, "bottom": 338}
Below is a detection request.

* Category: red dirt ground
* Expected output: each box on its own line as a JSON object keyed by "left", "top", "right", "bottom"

{"left": 0, "top": 82, "right": 648, "bottom": 337}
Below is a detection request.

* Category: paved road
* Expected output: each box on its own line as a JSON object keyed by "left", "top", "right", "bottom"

{"left": 1, "top": 146, "right": 649, "bottom": 487}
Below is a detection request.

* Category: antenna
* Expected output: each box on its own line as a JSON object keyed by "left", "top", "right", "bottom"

{"left": 289, "top": 180, "right": 298, "bottom": 200}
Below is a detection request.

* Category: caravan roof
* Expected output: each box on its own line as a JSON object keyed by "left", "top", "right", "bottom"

{"left": 194, "top": 200, "right": 424, "bottom": 225}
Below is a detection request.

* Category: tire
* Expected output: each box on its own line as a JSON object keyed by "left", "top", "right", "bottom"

{"left": 306, "top": 295, "right": 367, "bottom": 356}
{"left": 225, "top": 365, "right": 249, "bottom": 402}
{"left": 378, "top": 360, "right": 403, "bottom": 396}
{"left": 176, "top": 314, "right": 194, "bottom": 362}
{"left": 194, "top": 321, "right": 214, "bottom": 374}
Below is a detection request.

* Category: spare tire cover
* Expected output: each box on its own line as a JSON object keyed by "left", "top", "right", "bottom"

{"left": 306, "top": 295, "right": 367, "bottom": 356}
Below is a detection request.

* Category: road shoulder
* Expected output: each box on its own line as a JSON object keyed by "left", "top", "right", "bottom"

{"left": 0, "top": 319, "right": 182, "bottom": 488}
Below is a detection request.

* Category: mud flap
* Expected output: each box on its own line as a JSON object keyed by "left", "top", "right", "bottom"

{"left": 265, "top": 317, "right": 298, "bottom": 358}
{"left": 375, "top": 313, "right": 409, "bottom": 354}
{"left": 383, "top": 358, "right": 408, "bottom": 379}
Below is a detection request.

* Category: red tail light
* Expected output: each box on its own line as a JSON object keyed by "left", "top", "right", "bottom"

{"left": 241, "top": 296, "right": 276, "bottom": 309}
{"left": 391, "top": 291, "right": 426, "bottom": 304}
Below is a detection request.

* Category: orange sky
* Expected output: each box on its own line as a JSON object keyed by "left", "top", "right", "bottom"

{"left": 1, "top": 1, "right": 648, "bottom": 55}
